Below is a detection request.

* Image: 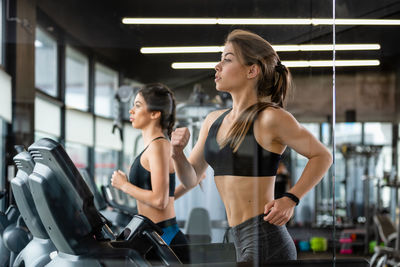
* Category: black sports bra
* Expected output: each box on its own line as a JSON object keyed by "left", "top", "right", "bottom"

{"left": 204, "top": 109, "right": 281, "bottom": 177}
{"left": 129, "top": 137, "right": 175, "bottom": 197}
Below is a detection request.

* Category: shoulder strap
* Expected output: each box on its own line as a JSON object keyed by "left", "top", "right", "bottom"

{"left": 209, "top": 109, "right": 232, "bottom": 136}
{"left": 142, "top": 136, "right": 166, "bottom": 152}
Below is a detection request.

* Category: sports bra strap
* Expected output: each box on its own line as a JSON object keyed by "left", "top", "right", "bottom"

{"left": 209, "top": 109, "right": 232, "bottom": 136}
{"left": 143, "top": 136, "right": 166, "bottom": 152}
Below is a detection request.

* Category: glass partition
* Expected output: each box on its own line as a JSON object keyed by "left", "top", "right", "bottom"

{"left": 335, "top": 1, "right": 399, "bottom": 260}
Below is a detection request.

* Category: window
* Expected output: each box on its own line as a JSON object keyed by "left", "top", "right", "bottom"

{"left": 65, "top": 46, "right": 89, "bottom": 110}
{"left": 336, "top": 122, "right": 362, "bottom": 144}
{"left": 95, "top": 63, "right": 118, "bottom": 117}
{"left": 65, "top": 142, "right": 89, "bottom": 169}
{"left": 301, "top": 123, "right": 320, "bottom": 140}
{"left": 34, "top": 96, "right": 61, "bottom": 140}
{"left": 0, "top": 0, "right": 3, "bottom": 65}
{"left": 321, "top": 123, "right": 330, "bottom": 145}
{"left": 34, "top": 131, "right": 59, "bottom": 142}
{"left": 364, "top": 123, "right": 392, "bottom": 145}
{"left": 35, "top": 27, "right": 58, "bottom": 97}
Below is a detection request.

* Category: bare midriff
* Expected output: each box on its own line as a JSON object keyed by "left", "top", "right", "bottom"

{"left": 215, "top": 175, "right": 275, "bottom": 227}
{"left": 137, "top": 197, "right": 176, "bottom": 224}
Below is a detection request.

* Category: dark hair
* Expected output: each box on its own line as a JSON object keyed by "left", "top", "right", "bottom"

{"left": 138, "top": 83, "right": 176, "bottom": 138}
{"left": 220, "top": 29, "right": 292, "bottom": 152}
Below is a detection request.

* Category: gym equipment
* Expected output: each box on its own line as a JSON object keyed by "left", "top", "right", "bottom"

{"left": 79, "top": 168, "right": 135, "bottom": 231}
{"left": 0, "top": 205, "right": 20, "bottom": 267}
{"left": 113, "top": 85, "right": 140, "bottom": 141}
{"left": 298, "top": 240, "right": 310, "bottom": 252}
{"left": 339, "top": 143, "right": 383, "bottom": 254}
{"left": 27, "top": 138, "right": 181, "bottom": 266}
{"left": 0, "top": 196, "right": 31, "bottom": 267}
{"left": 185, "top": 207, "right": 212, "bottom": 244}
{"left": 11, "top": 149, "right": 56, "bottom": 267}
{"left": 101, "top": 184, "right": 137, "bottom": 228}
{"left": 310, "top": 237, "right": 328, "bottom": 252}
{"left": 370, "top": 181, "right": 400, "bottom": 266}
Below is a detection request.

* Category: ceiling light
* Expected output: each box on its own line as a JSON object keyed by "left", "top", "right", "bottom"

{"left": 171, "top": 62, "right": 219, "bottom": 69}
{"left": 284, "top": 60, "right": 380, "bottom": 67}
{"left": 141, "top": 46, "right": 224, "bottom": 54}
{"left": 122, "top": 18, "right": 217, "bottom": 25}
{"left": 276, "top": 44, "right": 381, "bottom": 51}
{"left": 312, "top": 19, "right": 400, "bottom": 26}
{"left": 217, "top": 18, "right": 312, "bottom": 25}
{"left": 123, "top": 17, "right": 400, "bottom": 26}
{"left": 141, "top": 44, "right": 380, "bottom": 54}
{"left": 171, "top": 60, "right": 380, "bottom": 69}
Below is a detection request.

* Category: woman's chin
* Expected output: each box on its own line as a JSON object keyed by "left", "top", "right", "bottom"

{"left": 131, "top": 122, "right": 139, "bottom": 129}
{"left": 215, "top": 86, "right": 227, "bottom": 92}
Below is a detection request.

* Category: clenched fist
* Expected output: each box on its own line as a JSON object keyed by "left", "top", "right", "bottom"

{"left": 111, "top": 170, "right": 128, "bottom": 191}
{"left": 170, "top": 127, "right": 190, "bottom": 158}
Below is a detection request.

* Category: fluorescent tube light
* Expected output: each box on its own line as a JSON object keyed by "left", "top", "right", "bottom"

{"left": 171, "top": 60, "right": 380, "bottom": 69}
{"left": 171, "top": 62, "right": 218, "bottom": 69}
{"left": 217, "top": 18, "right": 312, "bottom": 25}
{"left": 284, "top": 60, "right": 380, "bottom": 67}
{"left": 312, "top": 19, "right": 400, "bottom": 26}
{"left": 123, "top": 17, "right": 400, "bottom": 26}
{"left": 122, "top": 18, "right": 217, "bottom": 25}
{"left": 141, "top": 44, "right": 380, "bottom": 54}
{"left": 141, "top": 46, "right": 225, "bottom": 54}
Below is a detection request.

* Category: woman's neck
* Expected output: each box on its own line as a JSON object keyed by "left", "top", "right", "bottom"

{"left": 141, "top": 126, "right": 164, "bottom": 146}
{"left": 229, "top": 86, "right": 258, "bottom": 120}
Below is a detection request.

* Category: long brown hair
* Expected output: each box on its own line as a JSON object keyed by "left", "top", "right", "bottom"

{"left": 139, "top": 83, "right": 176, "bottom": 138}
{"left": 220, "top": 29, "right": 292, "bottom": 152}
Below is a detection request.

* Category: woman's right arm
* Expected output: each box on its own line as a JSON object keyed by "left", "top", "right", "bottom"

{"left": 174, "top": 172, "right": 206, "bottom": 200}
{"left": 171, "top": 112, "right": 218, "bottom": 189}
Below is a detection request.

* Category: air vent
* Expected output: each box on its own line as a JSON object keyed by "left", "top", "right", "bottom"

{"left": 30, "top": 150, "right": 43, "bottom": 161}
{"left": 14, "top": 160, "right": 22, "bottom": 168}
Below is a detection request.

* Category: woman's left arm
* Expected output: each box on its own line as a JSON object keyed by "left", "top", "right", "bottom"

{"left": 263, "top": 108, "right": 333, "bottom": 225}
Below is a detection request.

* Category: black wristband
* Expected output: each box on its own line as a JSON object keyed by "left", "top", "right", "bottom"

{"left": 282, "top": 192, "right": 299, "bottom": 206}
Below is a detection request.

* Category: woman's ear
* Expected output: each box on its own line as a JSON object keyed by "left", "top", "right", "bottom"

{"left": 247, "top": 64, "right": 260, "bottom": 79}
{"left": 150, "top": 111, "right": 161, "bottom": 120}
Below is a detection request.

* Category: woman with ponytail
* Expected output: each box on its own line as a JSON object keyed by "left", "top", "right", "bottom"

{"left": 111, "top": 83, "right": 188, "bottom": 249}
{"left": 171, "top": 29, "right": 332, "bottom": 263}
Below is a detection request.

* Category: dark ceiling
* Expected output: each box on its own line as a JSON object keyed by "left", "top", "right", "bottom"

{"left": 36, "top": 0, "right": 400, "bottom": 92}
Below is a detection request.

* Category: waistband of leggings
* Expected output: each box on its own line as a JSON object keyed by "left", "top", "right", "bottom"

{"left": 156, "top": 217, "right": 177, "bottom": 229}
{"left": 231, "top": 213, "right": 270, "bottom": 232}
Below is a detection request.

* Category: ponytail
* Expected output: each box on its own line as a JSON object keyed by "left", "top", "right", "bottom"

{"left": 220, "top": 102, "right": 280, "bottom": 152}
{"left": 165, "top": 93, "right": 176, "bottom": 139}
{"left": 270, "top": 61, "right": 291, "bottom": 108}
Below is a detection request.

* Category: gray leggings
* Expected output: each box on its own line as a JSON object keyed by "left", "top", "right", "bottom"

{"left": 230, "top": 214, "right": 297, "bottom": 264}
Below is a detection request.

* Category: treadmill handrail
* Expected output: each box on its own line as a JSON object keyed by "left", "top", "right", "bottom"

{"left": 101, "top": 185, "right": 138, "bottom": 215}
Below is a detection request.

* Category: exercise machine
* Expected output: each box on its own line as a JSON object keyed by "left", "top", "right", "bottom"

{"left": 27, "top": 137, "right": 181, "bottom": 266}
{"left": 11, "top": 149, "right": 57, "bottom": 267}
